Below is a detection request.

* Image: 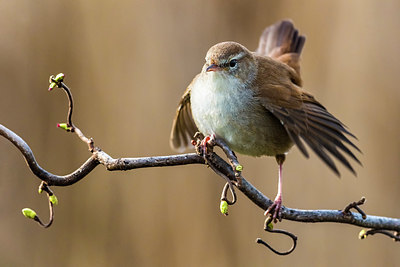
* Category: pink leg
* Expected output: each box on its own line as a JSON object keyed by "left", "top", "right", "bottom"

{"left": 200, "top": 134, "right": 215, "bottom": 154}
{"left": 264, "top": 154, "right": 285, "bottom": 222}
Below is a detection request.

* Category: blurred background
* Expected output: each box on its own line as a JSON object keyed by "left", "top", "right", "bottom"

{"left": 0, "top": 0, "right": 399, "bottom": 266}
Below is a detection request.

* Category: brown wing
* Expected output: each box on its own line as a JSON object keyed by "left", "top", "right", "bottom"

{"left": 255, "top": 56, "right": 361, "bottom": 176}
{"left": 170, "top": 85, "right": 198, "bottom": 152}
{"left": 255, "top": 19, "right": 305, "bottom": 83}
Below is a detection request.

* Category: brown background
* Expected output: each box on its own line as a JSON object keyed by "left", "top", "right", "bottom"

{"left": 0, "top": 1, "right": 399, "bottom": 266}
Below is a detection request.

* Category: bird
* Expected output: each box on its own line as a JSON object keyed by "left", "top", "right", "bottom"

{"left": 169, "top": 20, "right": 361, "bottom": 221}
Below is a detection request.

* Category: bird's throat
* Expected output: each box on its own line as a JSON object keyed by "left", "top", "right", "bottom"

{"left": 191, "top": 72, "right": 251, "bottom": 135}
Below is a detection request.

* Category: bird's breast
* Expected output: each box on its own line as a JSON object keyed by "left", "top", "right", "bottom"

{"left": 190, "top": 72, "right": 292, "bottom": 156}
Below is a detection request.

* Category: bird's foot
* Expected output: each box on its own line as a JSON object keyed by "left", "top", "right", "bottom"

{"left": 199, "top": 134, "right": 216, "bottom": 156}
{"left": 264, "top": 195, "right": 283, "bottom": 223}
{"left": 193, "top": 133, "right": 243, "bottom": 186}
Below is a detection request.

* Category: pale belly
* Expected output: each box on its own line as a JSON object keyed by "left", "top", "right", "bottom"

{"left": 190, "top": 73, "right": 293, "bottom": 157}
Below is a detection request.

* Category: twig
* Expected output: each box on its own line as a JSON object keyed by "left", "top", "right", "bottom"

{"left": 50, "top": 74, "right": 94, "bottom": 151}
{"left": 359, "top": 229, "right": 400, "bottom": 242}
{"left": 256, "top": 218, "right": 298, "bottom": 256}
{"left": 343, "top": 197, "right": 367, "bottom": 219}
{"left": 220, "top": 182, "right": 237, "bottom": 206}
{"left": 21, "top": 182, "right": 57, "bottom": 228}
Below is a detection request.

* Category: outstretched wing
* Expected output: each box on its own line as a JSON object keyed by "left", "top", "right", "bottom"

{"left": 170, "top": 85, "right": 198, "bottom": 152}
{"left": 255, "top": 57, "right": 361, "bottom": 176}
{"left": 256, "top": 20, "right": 360, "bottom": 176}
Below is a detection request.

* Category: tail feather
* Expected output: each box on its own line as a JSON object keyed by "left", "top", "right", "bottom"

{"left": 256, "top": 20, "right": 305, "bottom": 57}
{"left": 255, "top": 20, "right": 305, "bottom": 76}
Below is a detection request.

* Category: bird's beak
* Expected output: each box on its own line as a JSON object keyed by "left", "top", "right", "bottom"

{"left": 206, "top": 64, "right": 220, "bottom": 72}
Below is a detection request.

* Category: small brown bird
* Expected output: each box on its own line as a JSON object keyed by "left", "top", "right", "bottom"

{"left": 170, "top": 20, "right": 360, "bottom": 221}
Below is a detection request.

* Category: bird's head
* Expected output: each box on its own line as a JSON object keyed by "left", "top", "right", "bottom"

{"left": 203, "top": 42, "right": 257, "bottom": 83}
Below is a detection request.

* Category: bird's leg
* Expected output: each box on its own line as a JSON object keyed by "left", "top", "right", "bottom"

{"left": 202, "top": 134, "right": 215, "bottom": 154}
{"left": 195, "top": 133, "right": 216, "bottom": 156}
{"left": 264, "top": 154, "right": 286, "bottom": 222}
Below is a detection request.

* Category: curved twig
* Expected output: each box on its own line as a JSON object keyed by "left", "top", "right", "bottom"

{"left": 221, "top": 182, "right": 237, "bottom": 205}
{"left": 50, "top": 76, "right": 94, "bottom": 151}
{"left": 256, "top": 229, "right": 297, "bottom": 256}
{"left": 23, "top": 182, "right": 56, "bottom": 228}
{"left": 0, "top": 124, "right": 99, "bottom": 186}
{"left": 256, "top": 216, "right": 297, "bottom": 255}
{"left": 38, "top": 188, "right": 55, "bottom": 228}
{"left": 32, "top": 201, "right": 54, "bottom": 228}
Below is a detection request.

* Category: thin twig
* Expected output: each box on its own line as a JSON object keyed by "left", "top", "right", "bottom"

{"left": 343, "top": 197, "right": 367, "bottom": 219}
{"left": 51, "top": 75, "right": 94, "bottom": 151}
{"left": 221, "top": 182, "right": 237, "bottom": 205}
{"left": 26, "top": 182, "right": 56, "bottom": 228}
{"left": 32, "top": 202, "right": 54, "bottom": 228}
{"left": 256, "top": 230, "right": 297, "bottom": 256}
{"left": 360, "top": 229, "right": 400, "bottom": 242}
{"left": 256, "top": 217, "right": 297, "bottom": 255}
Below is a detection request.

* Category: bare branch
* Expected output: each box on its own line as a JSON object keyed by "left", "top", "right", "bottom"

{"left": 96, "top": 150, "right": 205, "bottom": 171}
{"left": 2, "top": 122, "right": 399, "bottom": 233}
{"left": 1, "top": 74, "right": 399, "bottom": 250}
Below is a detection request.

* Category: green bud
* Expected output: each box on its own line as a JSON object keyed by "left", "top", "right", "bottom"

{"left": 57, "top": 123, "right": 71, "bottom": 131}
{"left": 48, "top": 82, "right": 57, "bottom": 91}
{"left": 49, "top": 195, "right": 58, "bottom": 205}
{"left": 220, "top": 200, "right": 229, "bottom": 215}
{"left": 38, "top": 187, "right": 43, "bottom": 194}
{"left": 266, "top": 222, "right": 274, "bottom": 230}
{"left": 359, "top": 229, "right": 368, "bottom": 239}
{"left": 235, "top": 165, "right": 243, "bottom": 172}
{"left": 57, "top": 123, "right": 68, "bottom": 129}
{"left": 22, "top": 208, "right": 37, "bottom": 219}
{"left": 54, "top": 73, "right": 65, "bottom": 82}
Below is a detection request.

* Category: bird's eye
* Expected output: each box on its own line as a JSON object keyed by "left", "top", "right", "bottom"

{"left": 229, "top": 59, "right": 237, "bottom": 68}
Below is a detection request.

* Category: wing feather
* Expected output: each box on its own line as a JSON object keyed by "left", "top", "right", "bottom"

{"left": 260, "top": 88, "right": 361, "bottom": 175}
{"left": 170, "top": 87, "right": 198, "bottom": 151}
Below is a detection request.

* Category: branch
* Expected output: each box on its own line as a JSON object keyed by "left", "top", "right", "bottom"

{"left": 0, "top": 123, "right": 99, "bottom": 186}
{"left": 1, "top": 74, "right": 399, "bottom": 254}
{"left": 1, "top": 122, "right": 399, "bottom": 231}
